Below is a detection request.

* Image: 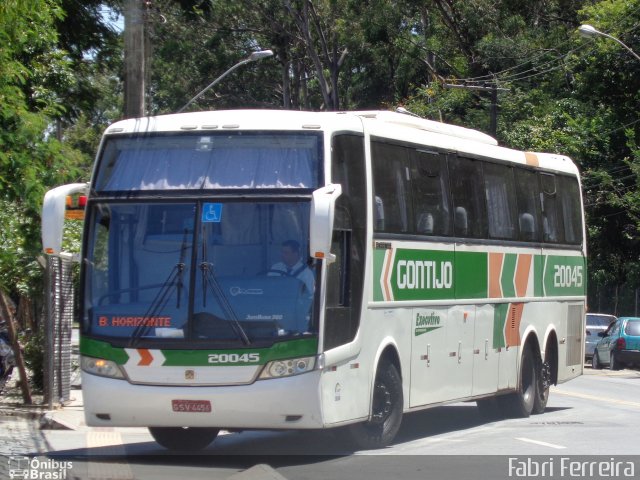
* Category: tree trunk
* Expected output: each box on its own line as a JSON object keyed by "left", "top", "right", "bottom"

{"left": 0, "top": 290, "right": 32, "bottom": 404}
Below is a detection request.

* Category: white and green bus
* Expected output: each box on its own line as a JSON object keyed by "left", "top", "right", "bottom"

{"left": 41, "top": 110, "right": 586, "bottom": 450}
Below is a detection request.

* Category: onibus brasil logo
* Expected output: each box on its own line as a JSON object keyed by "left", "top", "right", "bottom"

{"left": 7, "top": 456, "right": 73, "bottom": 479}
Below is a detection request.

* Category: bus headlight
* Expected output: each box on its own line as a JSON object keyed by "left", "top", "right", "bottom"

{"left": 81, "top": 356, "right": 125, "bottom": 379}
{"left": 259, "top": 356, "right": 316, "bottom": 379}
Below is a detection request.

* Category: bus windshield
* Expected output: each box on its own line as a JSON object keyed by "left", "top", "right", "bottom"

{"left": 84, "top": 201, "right": 317, "bottom": 344}
{"left": 94, "top": 133, "right": 321, "bottom": 191}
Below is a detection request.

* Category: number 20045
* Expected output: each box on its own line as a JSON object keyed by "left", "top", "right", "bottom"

{"left": 553, "top": 265, "right": 583, "bottom": 288}
{"left": 208, "top": 353, "right": 260, "bottom": 364}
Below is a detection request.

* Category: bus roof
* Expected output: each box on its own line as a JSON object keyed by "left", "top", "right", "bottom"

{"left": 104, "top": 109, "right": 579, "bottom": 176}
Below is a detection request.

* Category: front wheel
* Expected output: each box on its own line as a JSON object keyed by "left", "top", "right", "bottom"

{"left": 347, "top": 361, "right": 403, "bottom": 450}
{"left": 149, "top": 427, "right": 219, "bottom": 451}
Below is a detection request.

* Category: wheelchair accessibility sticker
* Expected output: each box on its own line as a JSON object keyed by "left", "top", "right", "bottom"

{"left": 202, "top": 203, "right": 222, "bottom": 223}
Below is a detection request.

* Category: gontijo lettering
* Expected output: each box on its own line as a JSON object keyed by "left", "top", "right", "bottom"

{"left": 397, "top": 260, "right": 453, "bottom": 290}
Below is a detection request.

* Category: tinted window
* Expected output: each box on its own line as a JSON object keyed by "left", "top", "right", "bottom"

{"left": 484, "top": 163, "right": 517, "bottom": 240}
{"left": 412, "top": 151, "right": 452, "bottom": 236}
{"left": 449, "top": 157, "right": 487, "bottom": 238}
{"left": 540, "top": 173, "right": 563, "bottom": 243}
{"left": 514, "top": 169, "right": 541, "bottom": 242}
{"left": 559, "top": 176, "right": 583, "bottom": 245}
{"left": 95, "top": 133, "right": 321, "bottom": 191}
{"left": 625, "top": 320, "right": 640, "bottom": 336}
{"left": 372, "top": 142, "right": 412, "bottom": 233}
{"left": 326, "top": 135, "right": 367, "bottom": 349}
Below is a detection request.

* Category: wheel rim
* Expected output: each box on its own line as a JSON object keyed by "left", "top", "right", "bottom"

{"left": 371, "top": 379, "right": 392, "bottom": 424}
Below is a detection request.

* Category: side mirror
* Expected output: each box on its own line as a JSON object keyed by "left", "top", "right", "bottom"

{"left": 309, "top": 184, "right": 342, "bottom": 263}
{"left": 42, "top": 183, "right": 89, "bottom": 255}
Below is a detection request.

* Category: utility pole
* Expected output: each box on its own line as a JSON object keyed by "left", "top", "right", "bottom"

{"left": 124, "top": 0, "right": 145, "bottom": 119}
{"left": 443, "top": 82, "right": 508, "bottom": 139}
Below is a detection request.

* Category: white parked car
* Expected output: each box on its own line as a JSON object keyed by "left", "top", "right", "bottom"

{"left": 585, "top": 313, "right": 616, "bottom": 359}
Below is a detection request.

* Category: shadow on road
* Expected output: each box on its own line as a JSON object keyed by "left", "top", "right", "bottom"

{"left": 41, "top": 401, "right": 568, "bottom": 466}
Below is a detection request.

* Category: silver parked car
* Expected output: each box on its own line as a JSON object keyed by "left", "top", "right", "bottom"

{"left": 585, "top": 313, "right": 616, "bottom": 359}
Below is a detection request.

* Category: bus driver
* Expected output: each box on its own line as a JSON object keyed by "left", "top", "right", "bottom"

{"left": 269, "top": 240, "right": 315, "bottom": 294}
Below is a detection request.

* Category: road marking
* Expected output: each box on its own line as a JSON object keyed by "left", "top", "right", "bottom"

{"left": 515, "top": 437, "right": 566, "bottom": 449}
{"left": 553, "top": 389, "right": 640, "bottom": 409}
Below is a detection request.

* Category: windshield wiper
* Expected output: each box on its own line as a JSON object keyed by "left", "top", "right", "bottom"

{"left": 129, "top": 229, "right": 189, "bottom": 346}
{"left": 199, "top": 262, "right": 250, "bottom": 345}
{"left": 199, "top": 229, "right": 250, "bottom": 345}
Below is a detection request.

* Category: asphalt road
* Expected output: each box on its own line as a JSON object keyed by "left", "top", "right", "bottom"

{"left": 5, "top": 366, "right": 640, "bottom": 480}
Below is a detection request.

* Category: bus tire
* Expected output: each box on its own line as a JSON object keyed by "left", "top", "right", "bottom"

{"left": 499, "top": 344, "right": 536, "bottom": 418}
{"left": 149, "top": 427, "right": 219, "bottom": 451}
{"left": 348, "top": 361, "right": 403, "bottom": 450}
{"left": 532, "top": 355, "right": 550, "bottom": 415}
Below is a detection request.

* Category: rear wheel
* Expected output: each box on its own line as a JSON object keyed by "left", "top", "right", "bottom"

{"left": 610, "top": 351, "right": 621, "bottom": 371}
{"left": 149, "top": 427, "right": 219, "bottom": 451}
{"left": 592, "top": 351, "right": 602, "bottom": 370}
{"left": 499, "top": 344, "right": 536, "bottom": 418}
{"left": 532, "top": 356, "right": 550, "bottom": 415}
{"left": 348, "top": 361, "right": 403, "bottom": 450}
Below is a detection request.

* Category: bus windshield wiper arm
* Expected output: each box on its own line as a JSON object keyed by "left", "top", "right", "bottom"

{"left": 130, "top": 230, "right": 189, "bottom": 346}
{"left": 129, "top": 264, "right": 182, "bottom": 346}
{"left": 200, "top": 262, "right": 251, "bottom": 345}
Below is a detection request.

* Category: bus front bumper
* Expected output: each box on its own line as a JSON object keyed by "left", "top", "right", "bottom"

{"left": 81, "top": 370, "right": 324, "bottom": 429}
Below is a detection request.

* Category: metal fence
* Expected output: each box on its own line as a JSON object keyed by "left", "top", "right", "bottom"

{"left": 44, "top": 254, "right": 74, "bottom": 407}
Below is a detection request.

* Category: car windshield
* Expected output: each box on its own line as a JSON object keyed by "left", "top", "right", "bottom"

{"left": 625, "top": 320, "right": 640, "bottom": 336}
{"left": 586, "top": 315, "right": 614, "bottom": 327}
{"left": 83, "top": 201, "right": 317, "bottom": 344}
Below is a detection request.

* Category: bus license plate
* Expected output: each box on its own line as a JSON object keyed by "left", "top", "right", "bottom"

{"left": 171, "top": 400, "right": 212, "bottom": 413}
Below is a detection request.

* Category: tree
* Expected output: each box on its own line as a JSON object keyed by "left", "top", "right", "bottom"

{"left": 0, "top": 0, "right": 85, "bottom": 310}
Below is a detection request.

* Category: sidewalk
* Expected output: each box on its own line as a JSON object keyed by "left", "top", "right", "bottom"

{"left": 0, "top": 366, "right": 85, "bottom": 452}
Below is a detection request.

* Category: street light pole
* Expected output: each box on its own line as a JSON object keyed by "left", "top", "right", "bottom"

{"left": 578, "top": 24, "right": 640, "bottom": 62}
{"left": 177, "top": 50, "right": 274, "bottom": 113}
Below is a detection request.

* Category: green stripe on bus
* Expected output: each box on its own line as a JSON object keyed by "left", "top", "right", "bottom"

{"left": 80, "top": 337, "right": 318, "bottom": 366}
{"left": 501, "top": 254, "right": 517, "bottom": 298}
{"left": 454, "top": 251, "right": 488, "bottom": 299}
{"left": 80, "top": 337, "right": 130, "bottom": 364}
{"left": 493, "top": 304, "right": 508, "bottom": 349}
{"left": 162, "top": 338, "right": 318, "bottom": 366}
{"left": 373, "top": 247, "right": 585, "bottom": 302}
{"left": 373, "top": 248, "right": 386, "bottom": 301}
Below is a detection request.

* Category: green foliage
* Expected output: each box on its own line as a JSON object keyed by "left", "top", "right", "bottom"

{"left": 1, "top": 0, "right": 640, "bottom": 320}
{"left": 21, "top": 326, "right": 45, "bottom": 391}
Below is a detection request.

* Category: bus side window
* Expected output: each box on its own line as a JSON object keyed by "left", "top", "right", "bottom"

{"left": 372, "top": 141, "right": 412, "bottom": 233}
{"left": 514, "top": 168, "right": 541, "bottom": 242}
{"left": 540, "top": 173, "right": 563, "bottom": 243}
{"left": 325, "top": 134, "right": 366, "bottom": 351}
{"left": 412, "top": 151, "right": 452, "bottom": 236}
{"left": 483, "top": 162, "right": 517, "bottom": 240}
{"left": 448, "top": 156, "right": 487, "bottom": 238}
{"left": 558, "top": 176, "right": 583, "bottom": 245}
